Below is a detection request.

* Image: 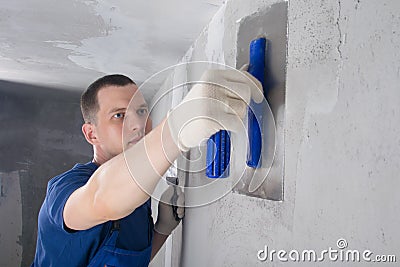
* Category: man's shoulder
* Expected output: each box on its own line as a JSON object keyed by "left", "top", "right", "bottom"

{"left": 47, "top": 162, "right": 98, "bottom": 192}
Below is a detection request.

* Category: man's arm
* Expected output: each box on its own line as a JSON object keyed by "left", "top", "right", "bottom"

{"left": 64, "top": 69, "right": 261, "bottom": 231}
{"left": 64, "top": 117, "right": 180, "bottom": 230}
{"left": 150, "top": 184, "right": 185, "bottom": 260}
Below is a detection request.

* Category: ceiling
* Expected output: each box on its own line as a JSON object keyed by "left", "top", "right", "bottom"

{"left": 0, "top": 0, "right": 225, "bottom": 92}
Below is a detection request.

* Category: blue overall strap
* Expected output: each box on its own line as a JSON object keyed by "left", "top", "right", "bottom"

{"left": 87, "top": 220, "right": 152, "bottom": 267}
{"left": 104, "top": 221, "right": 120, "bottom": 247}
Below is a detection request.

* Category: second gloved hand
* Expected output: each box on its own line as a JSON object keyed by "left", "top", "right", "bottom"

{"left": 167, "top": 68, "right": 263, "bottom": 151}
{"left": 154, "top": 185, "right": 184, "bottom": 236}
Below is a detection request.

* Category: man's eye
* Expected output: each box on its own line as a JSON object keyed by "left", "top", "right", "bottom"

{"left": 113, "top": 113, "right": 125, "bottom": 119}
{"left": 137, "top": 108, "right": 148, "bottom": 116}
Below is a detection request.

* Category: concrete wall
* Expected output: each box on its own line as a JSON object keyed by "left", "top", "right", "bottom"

{"left": 152, "top": 0, "right": 400, "bottom": 266}
{"left": 0, "top": 81, "right": 91, "bottom": 266}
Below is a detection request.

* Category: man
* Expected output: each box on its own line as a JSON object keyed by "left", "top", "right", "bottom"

{"left": 31, "top": 69, "right": 262, "bottom": 266}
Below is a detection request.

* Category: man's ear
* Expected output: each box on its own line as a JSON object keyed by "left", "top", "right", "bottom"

{"left": 82, "top": 123, "right": 99, "bottom": 145}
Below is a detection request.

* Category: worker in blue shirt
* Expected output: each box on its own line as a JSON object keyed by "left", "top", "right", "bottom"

{"left": 31, "top": 69, "right": 262, "bottom": 266}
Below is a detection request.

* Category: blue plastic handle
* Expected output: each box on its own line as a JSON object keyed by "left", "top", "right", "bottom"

{"left": 206, "top": 37, "right": 266, "bottom": 177}
{"left": 206, "top": 130, "right": 230, "bottom": 178}
{"left": 247, "top": 37, "right": 266, "bottom": 168}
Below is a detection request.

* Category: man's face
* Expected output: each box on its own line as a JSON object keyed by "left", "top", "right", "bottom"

{"left": 94, "top": 84, "right": 150, "bottom": 159}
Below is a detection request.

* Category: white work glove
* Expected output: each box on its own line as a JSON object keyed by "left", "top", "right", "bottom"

{"left": 167, "top": 68, "right": 263, "bottom": 151}
{"left": 154, "top": 185, "right": 185, "bottom": 235}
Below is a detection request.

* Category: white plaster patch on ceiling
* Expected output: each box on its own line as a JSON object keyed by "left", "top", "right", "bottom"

{"left": 0, "top": 0, "right": 225, "bottom": 90}
{"left": 66, "top": 0, "right": 227, "bottom": 84}
{"left": 0, "top": 0, "right": 110, "bottom": 88}
{"left": 63, "top": 0, "right": 154, "bottom": 83}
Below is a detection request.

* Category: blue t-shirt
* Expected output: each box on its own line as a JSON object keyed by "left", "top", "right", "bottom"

{"left": 32, "top": 162, "right": 154, "bottom": 266}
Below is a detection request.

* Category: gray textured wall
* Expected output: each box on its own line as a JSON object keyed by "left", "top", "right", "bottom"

{"left": 0, "top": 80, "right": 91, "bottom": 266}
{"left": 157, "top": 0, "right": 400, "bottom": 266}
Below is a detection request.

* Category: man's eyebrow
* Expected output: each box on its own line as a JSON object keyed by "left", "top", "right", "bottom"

{"left": 109, "top": 104, "right": 148, "bottom": 114}
{"left": 108, "top": 107, "right": 126, "bottom": 114}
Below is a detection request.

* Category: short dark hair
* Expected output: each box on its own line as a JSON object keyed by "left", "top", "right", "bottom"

{"left": 80, "top": 74, "right": 136, "bottom": 124}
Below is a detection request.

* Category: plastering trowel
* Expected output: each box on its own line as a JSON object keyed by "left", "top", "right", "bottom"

{"left": 206, "top": 37, "right": 275, "bottom": 192}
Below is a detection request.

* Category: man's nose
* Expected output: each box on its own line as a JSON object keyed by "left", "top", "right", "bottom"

{"left": 126, "top": 114, "right": 144, "bottom": 132}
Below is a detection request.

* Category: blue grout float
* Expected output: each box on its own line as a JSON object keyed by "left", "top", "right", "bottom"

{"left": 206, "top": 37, "right": 267, "bottom": 178}
{"left": 247, "top": 37, "right": 266, "bottom": 168}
